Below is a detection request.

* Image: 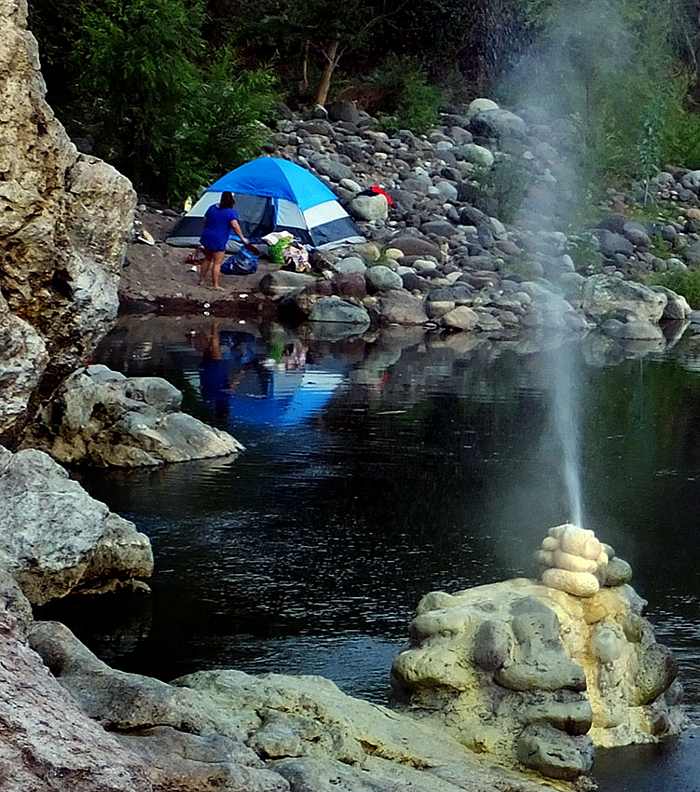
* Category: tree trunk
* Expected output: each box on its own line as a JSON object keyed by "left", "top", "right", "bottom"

{"left": 301, "top": 40, "right": 310, "bottom": 93}
{"left": 314, "top": 39, "right": 340, "bottom": 108}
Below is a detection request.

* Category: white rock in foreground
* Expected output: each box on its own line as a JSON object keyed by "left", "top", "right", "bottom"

{"left": 0, "top": 446, "right": 153, "bottom": 605}
{"left": 26, "top": 365, "right": 244, "bottom": 467}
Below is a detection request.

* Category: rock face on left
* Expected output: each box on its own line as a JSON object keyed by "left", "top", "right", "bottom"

{"left": 0, "top": 445, "right": 153, "bottom": 604}
{"left": 0, "top": 574, "right": 157, "bottom": 792}
{"left": 0, "top": 0, "right": 136, "bottom": 442}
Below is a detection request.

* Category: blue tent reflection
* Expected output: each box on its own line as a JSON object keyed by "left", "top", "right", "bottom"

{"left": 198, "top": 330, "right": 345, "bottom": 429}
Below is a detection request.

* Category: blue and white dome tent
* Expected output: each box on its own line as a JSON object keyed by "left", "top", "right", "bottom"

{"left": 166, "top": 157, "right": 365, "bottom": 251}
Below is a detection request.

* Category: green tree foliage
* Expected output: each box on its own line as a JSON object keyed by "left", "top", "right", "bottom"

{"left": 370, "top": 57, "right": 441, "bottom": 133}
{"left": 30, "top": 0, "right": 278, "bottom": 200}
{"left": 501, "top": 0, "right": 700, "bottom": 199}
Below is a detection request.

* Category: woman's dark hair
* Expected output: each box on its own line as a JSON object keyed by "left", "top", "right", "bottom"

{"left": 220, "top": 191, "right": 235, "bottom": 209}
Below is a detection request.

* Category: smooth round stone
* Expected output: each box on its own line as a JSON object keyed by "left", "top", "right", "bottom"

{"left": 414, "top": 260, "right": 438, "bottom": 273}
{"left": 339, "top": 177, "right": 362, "bottom": 193}
{"left": 604, "top": 557, "right": 633, "bottom": 587}
{"left": 468, "top": 97, "right": 499, "bottom": 117}
{"left": 366, "top": 265, "right": 403, "bottom": 291}
{"left": 333, "top": 257, "right": 367, "bottom": 275}
{"left": 384, "top": 248, "right": 404, "bottom": 261}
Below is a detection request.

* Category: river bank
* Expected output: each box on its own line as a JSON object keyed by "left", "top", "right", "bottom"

{"left": 121, "top": 107, "right": 700, "bottom": 346}
{"left": 3, "top": 2, "right": 699, "bottom": 788}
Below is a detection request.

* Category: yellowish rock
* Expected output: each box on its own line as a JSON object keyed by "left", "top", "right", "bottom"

{"left": 542, "top": 568, "right": 600, "bottom": 597}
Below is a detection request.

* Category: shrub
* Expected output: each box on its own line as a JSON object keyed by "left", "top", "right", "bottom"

{"left": 371, "top": 57, "right": 441, "bottom": 134}
{"left": 567, "top": 234, "right": 603, "bottom": 272}
{"left": 477, "top": 156, "right": 531, "bottom": 224}
{"left": 648, "top": 270, "right": 700, "bottom": 307}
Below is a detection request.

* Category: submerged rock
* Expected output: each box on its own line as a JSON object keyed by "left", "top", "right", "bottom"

{"left": 0, "top": 446, "right": 153, "bottom": 604}
{"left": 25, "top": 365, "right": 243, "bottom": 467}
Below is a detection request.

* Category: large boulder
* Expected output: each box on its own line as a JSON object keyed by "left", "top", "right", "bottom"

{"left": 582, "top": 275, "right": 668, "bottom": 323}
{"left": 596, "top": 230, "right": 634, "bottom": 258}
{"left": 0, "top": 445, "right": 153, "bottom": 605}
{"left": 377, "top": 291, "right": 428, "bottom": 325}
{"left": 651, "top": 286, "right": 691, "bottom": 320}
{"left": 1, "top": 595, "right": 286, "bottom": 792}
{"left": 0, "top": 294, "right": 48, "bottom": 436}
{"left": 0, "top": 0, "right": 136, "bottom": 441}
{"left": 366, "top": 265, "right": 403, "bottom": 292}
{"left": 392, "top": 573, "right": 684, "bottom": 781}
{"left": 349, "top": 193, "right": 389, "bottom": 222}
{"left": 311, "top": 157, "right": 353, "bottom": 182}
{"left": 467, "top": 98, "right": 500, "bottom": 117}
{"left": 309, "top": 296, "right": 370, "bottom": 326}
{"left": 328, "top": 100, "right": 359, "bottom": 124}
{"left": 259, "top": 271, "right": 317, "bottom": 298}
{"left": 24, "top": 365, "right": 244, "bottom": 467}
{"left": 470, "top": 109, "right": 527, "bottom": 139}
{"left": 0, "top": 602, "right": 154, "bottom": 792}
{"left": 458, "top": 143, "right": 495, "bottom": 169}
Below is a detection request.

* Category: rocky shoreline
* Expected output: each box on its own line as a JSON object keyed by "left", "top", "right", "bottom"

{"left": 0, "top": 453, "right": 686, "bottom": 791}
{"left": 123, "top": 104, "right": 700, "bottom": 347}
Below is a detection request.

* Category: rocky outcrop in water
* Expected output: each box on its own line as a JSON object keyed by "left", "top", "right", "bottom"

{"left": 25, "top": 364, "right": 244, "bottom": 467}
{"left": 392, "top": 574, "right": 684, "bottom": 782}
{"left": 0, "top": 445, "right": 153, "bottom": 604}
{"left": 28, "top": 619, "right": 550, "bottom": 792}
{"left": 0, "top": 0, "right": 135, "bottom": 443}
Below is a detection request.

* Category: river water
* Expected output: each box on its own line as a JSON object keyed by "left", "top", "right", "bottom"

{"left": 47, "top": 315, "right": 700, "bottom": 790}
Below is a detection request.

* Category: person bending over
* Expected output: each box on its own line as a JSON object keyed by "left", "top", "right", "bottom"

{"left": 199, "top": 191, "right": 249, "bottom": 289}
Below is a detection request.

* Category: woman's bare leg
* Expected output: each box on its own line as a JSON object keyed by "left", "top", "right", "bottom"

{"left": 212, "top": 251, "right": 225, "bottom": 289}
{"left": 198, "top": 251, "right": 213, "bottom": 285}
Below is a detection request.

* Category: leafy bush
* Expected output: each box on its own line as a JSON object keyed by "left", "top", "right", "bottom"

{"left": 477, "top": 156, "right": 531, "bottom": 224}
{"left": 648, "top": 270, "right": 700, "bottom": 307}
{"left": 567, "top": 234, "right": 603, "bottom": 272}
{"left": 371, "top": 57, "right": 441, "bottom": 134}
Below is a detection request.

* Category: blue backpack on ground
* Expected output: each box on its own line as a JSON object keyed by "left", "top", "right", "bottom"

{"left": 222, "top": 246, "right": 258, "bottom": 276}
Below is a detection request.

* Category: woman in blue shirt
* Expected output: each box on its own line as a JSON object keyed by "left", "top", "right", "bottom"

{"left": 199, "top": 191, "right": 249, "bottom": 289}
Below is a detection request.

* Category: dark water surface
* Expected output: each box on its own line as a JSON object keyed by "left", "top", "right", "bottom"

{"left": 47, "top": 316, "right": 700, "bottom": 790}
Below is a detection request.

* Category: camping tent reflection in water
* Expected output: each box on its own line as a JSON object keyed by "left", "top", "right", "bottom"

{"left": 195, "top": 322, "right": 345, "bottom": 429}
